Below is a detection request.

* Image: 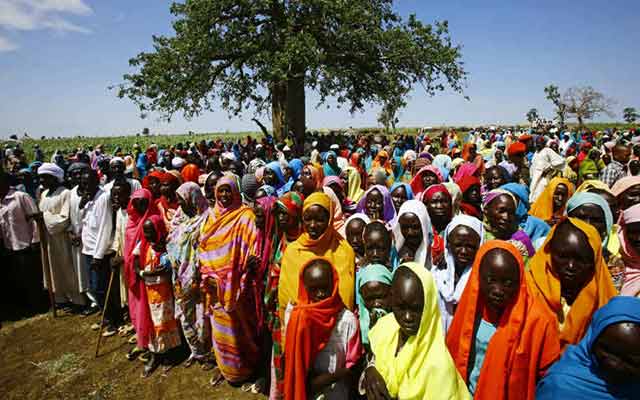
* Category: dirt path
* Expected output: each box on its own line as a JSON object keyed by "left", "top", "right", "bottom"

{"left": 0, "top": 313, "right": 261, "bottom": 400}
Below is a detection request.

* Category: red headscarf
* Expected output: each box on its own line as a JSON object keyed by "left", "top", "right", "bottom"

{"left": 142, "top": 170, "right": 166, "bottom": 198}
{"left": 284, "top": 257, "right": 347, "bottom": 400}
{"left": 447, "top": 241, "right": 561, "bottom": 400}
{"left": 422, "top": 184, "right": 451, "bottom": 263}
{"left": 181, "top": 163, "right": 201, "bottom": 183}
{"left": 456, "top": 175, "right": 482, "bottom": 218}
{"left": 136, "top": 214, "right": 167, "bottom": 269}
{"left": 410, "top": 165, "right": 443, "bottom": 195}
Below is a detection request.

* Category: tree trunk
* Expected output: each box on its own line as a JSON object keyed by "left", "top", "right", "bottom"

{"left": 271, "top": 81, "right": 287, "bottom": 142}
{"left": 287, "top": 76, "right": 305, "bottom": 155}
{"left": 577, "top": 115, "right": 584, "bottom": 129}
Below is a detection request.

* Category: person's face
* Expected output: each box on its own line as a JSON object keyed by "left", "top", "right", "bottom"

{"left": 293, "top": 180, "right": 305, "bottom": 195}
{"left": 486, "top": 194, "right": 517, "bottom": 238}
{"left": 360, "top": 281, "right": 391, "bottom": 313}
{"left": 254, "top": 206, "right": 265, "bottom": 230}
{"left": 468, "top": 145, "right": 477, "bottom": 158}
{"left": 264, "top": 168, "right": 277, "bottom": 186}
{"left": 177, "top": 194, "right": 195, "bottom": 217}
{"left": 148, "top": 177, "right": 161, "bottom": 197}
{"left": 485, "top": 168, "right": 506, "bottom": 191}
{"left": 391, "top": 268, "right": 424, "bottom": 338}
{"left": 364, "top": 228, "right": 391, "bottom": 265}
{"left": 479, "top": 249, "right": 520, "bottom": 315}
{"left": 421, "top": 171, "right": 439, "bottom": 189}
{"left": 229, "top": 163, "right": 241, "bottom": 177}
{"left": 160, "top": 181, "right": 173, "bottom": 198}
{"left": 204, "top": 175, "right": 219, "bottom": 201}
{"left": 216, "top": 184, "right": 233, "bottom": 208}
{"left": 71, "top": 168, "right": 84, "bottom": 187}
{"left": 303, "top": 262, "right": 333, "bottom": 303}
{"left": 426, "top": 191, "right": 452, "bottom": 223}
{"left": 132, "top": 197, "right": 149, "bottom": 215}
{"left": 592, "top": 322, "right": 640, "bottom": 385}
{"left": 300, "top": 167, "right": 316, "bottom": 195}
{"left": 549, "top": 224, "right": 595, "bottom": 297}
{"left": 80, "top": 172, "right": 97, "bottom": 194}
{"left": 110, "top": 161, "right": 125, "bottom": 177}
{"left": 495, "top": 150, "right": 504, "bottom": 163}
{"left": 465, "top": 184, "right": 482, "bottom": 205}
{"left": 509, "top": 153, "right": 525, "bottom": 166}
{"left": 614, "top": 146, "right": 632, "bottom": 164}
{"left": 339, "top": 171, "right": 348, "bottom": 189}
{"left": 391, "top": 157, "right": 399, "bottom": 171}
{"left": 366, "top": 189, "right": 384, "bottom": 220}
{"left": 568, "top": 203, "right": 607, "bottom": 242}
{"left": 620, "top": 184, "right": 640, "bottom": 211}
{"left": 346, "top": 219, "right": 366, "bottom": 256}
{"left": 624, "top": 222, "right": 640, "bottom": 255}
{"left": 550, "top": 142, "right": 559, "bottom": 153}
{"left": 448, "top": 225, "right": 481, "bottom": 269}
{"left": 399, "top": 212, "right": 423, "bottom": 249}
{"left": 391, "top": 185, "right": 408, "bottom": 212}
{"left": 40, "top": 174, "right": 58, "bottom": 190}
{"left": 111, "top": 184, "right": 131, "bottom": 211}
{"left": 142, "top": 220, "right": 156, "bottom": 242}
{"left": 553, "top": 184, "right": 569, "bottom": 211}
{"left": 377, "top": 155, "right": 387, "bottom": 166}
{"left": 302, "top": 205, "right": 330, "bottom": 240}
{"left": 327, "top": 154, "right": 337, "bottom": 166}
{"left": 275, "top": 208, "right": 289, "bottom": 233}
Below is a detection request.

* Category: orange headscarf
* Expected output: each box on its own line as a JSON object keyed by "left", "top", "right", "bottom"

{"left": 446, "top": 241, "right": 561, "bottom": 400}
{"left": 307, "top": 163, "right": 324, "bottom": 191}
{"left": 283, "top": 257, "right": 348, "bottom": 400}
{"left": 181, "top": 163, "right": 201, "bottom": 183}
{"left": 372, "top": 150, "right": 393, "bottom": 175}
{"left": 527, "top": 218, "right": 616, "bottom": 349}
{"left": 529, "top": 177, "right": 574, "bottom": 222}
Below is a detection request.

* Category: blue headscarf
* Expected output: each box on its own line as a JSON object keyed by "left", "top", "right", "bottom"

{"left": 322, "top": 150, "right": 341, "bottom": 177}
{"left": 433, "top": 154, "right": 452, "bottom": 182}
{"left": 136, "top": 153, "right": 148, "bottom": 179}
{"left": 257, "top": 184, "right": 277, "bottom": 197}
{"left": 537, "top": 296, "right": 640, "bottom": 400}
{"left": 265, "top": 161, "right": 285, "bottom": 190}
{"left": 355, "top": 264, "right": 393, "bottom": 345}
{"left": 566, "top": 192, "right": 614, "bottom": 247}
{"left": 500, "top": 183, "right": 550, "bottom": 243}
{"left": 392, "top": 156, "right": 404, "bottom": 181}
{"left": 389, "top": 182, "right": 414, "bottom": 202}
{"left": 288, "top": 159, "right": 304, "bottom": 181}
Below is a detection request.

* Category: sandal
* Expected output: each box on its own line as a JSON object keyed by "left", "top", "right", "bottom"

{"left": 138, "top": 350, "right": 151, "bottom": 363}
{"left": 127, "top": 336, "right": 137, "bottom": 344}
{"left": 183, "top": 357, "right": 196, "bottom": 369}
{"left": 142, "top": 354, "right": 159, "bottom": 378}
{"left": 241, "top": 378, "right": 266, "bottom": 394}
{"left": 126, "top": 347, "right": 144, "bottom": 361}
{"left": 209, "top": 367, "right": 225, "bottom": 387}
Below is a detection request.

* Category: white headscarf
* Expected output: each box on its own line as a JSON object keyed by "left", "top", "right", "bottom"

{"left": 432, "top": 214, "right": 484, "bottom": 332}
{"left": 392, "top": 200, "right": 433, "bottom": 270}
{"left": 345, "top": 212, "right": 371, "bottom": 228}
{"left": 37, "top": 162, "right": 64, "bottom": 183}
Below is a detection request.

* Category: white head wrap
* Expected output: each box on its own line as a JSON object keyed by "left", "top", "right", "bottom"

{"left": 37, "top": 162, "right": 64, "bottom": 183}
{"left": 392, "top": 200, "right": 433, "bottom": 270}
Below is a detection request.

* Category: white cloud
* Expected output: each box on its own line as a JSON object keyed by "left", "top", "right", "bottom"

{"left": 0, "top": 0, "right": 93, "bottom": 33}
{"left": 0, "top": 34, "right": 18, "bottom": 51}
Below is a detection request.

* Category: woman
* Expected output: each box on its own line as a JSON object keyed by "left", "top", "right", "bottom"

{"left": 391, "top": 156, "right": 411, "bottom": 183}
{"left": 389, "top": 182, "right": 413, "bottom": 214}
{"left": 198, "top": 176, "right": 261, "bottom": 385}
{"left": 566, "top": 192, "right": 613, "bottom": 248}
{"left": 537, "top": 296, "right": 640, "bottom": 399}
{"left": 432, "top": 215, "right": 484, "bottom": 332}
{"left": 530, "top": 176, "right": 574, "bottom": 226}
{"left": 611, "top": 175, "right": 640, "bottom": 211}
{"left": 371, "top": 149, "right": 392, "bottom": 176}
{"left": 446, "top": 241, "right": 561, "bottom": 399}
{"left": 619, "top": 203, "right": 640, "bottom": 297}
{"left": 356, "top": 185, "right": 396, "bottom": 223}
{"left": 278, "top": 192, "right": 356, "bottom": 329}
{"left": 500, "top": 183, "right": 550, "bottom": 244}
{"left": 483, "top": 189, "right": 535, "bottom": 258}
{"left": 457, "top": 175, "right": 482, "bottom": 218}
{"left": 264, "top": 161, "right": 286, "bottom": 195}
{"left": 323, "top": 150, "right": 342, "bottom": 177}
{"left": 364, "top": 262, "right": 470, "bottom": 399}
{"left": 181, "top": 163, "right": 201, "bottom": 184}
{"left": 409, "top": 165, "right": 443, "bottom": 196}
{"left": 299, "top": 164, "right": 324, "bottom": 197}
{"left": 421, "top": 184, "right": 453, "bottom": 263}
{"left": 349, "top": 153, "right": 368, "bottom": 191}
{"left": 527, "top": 218, "right": 617, "bottom": 349}
{"left": 344, "top": 166, "right": 365, "bottom": 203}
{"left": 167, "top": 182, "right": 211, "bottom": 368}
{"left": 157, "top": 172, "right": 181, "bottom": 231}
{"left": 392, "top": 200, "right": 433, "bottom": 269}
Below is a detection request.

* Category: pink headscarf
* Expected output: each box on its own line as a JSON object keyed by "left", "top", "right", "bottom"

{"left": 453, "top": 162, "right": 480, "bottom": 183}
{"left": 323, "top": 186, "right": 345, "bottom": 238}
{"left": 611, "top": 176, "right": 640, "bottom": 197}
{"left": 619, "top": 203, "right": 640, "bottom": 296}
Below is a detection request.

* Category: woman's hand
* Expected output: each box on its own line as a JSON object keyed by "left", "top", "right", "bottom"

{"left": 364, "top": 366, "right": 391, "bottom": 400}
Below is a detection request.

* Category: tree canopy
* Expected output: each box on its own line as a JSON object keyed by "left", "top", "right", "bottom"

{"left": 526, "top": 108, "right": 539, "bottom": 124}
{"left": 623, "top": 107, "right": 638, "bottom": 124}
{"left": 116, "top": 0, "right": 466, "bottom": 143}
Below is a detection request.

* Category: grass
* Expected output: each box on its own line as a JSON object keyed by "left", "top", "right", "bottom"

{"left": 32, "top": 352, "right": 87, "bottom": 387}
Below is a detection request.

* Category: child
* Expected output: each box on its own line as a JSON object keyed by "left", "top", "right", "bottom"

{"left": 133, "top": 215, "right": 182, "bottom": 377}
{"left": 355, "top": 264, "right": 392, "bottom": 349}
{"left": 362, "top": 221, "right": 396, "bottom": 269}
{"left": 284, "top": 257, "right": 362, "bottom": 400}
{"left": 345, "top": 214, "right": 370, "bottom": 269}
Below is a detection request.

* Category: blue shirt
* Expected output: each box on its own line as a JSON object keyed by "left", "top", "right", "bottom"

{"left": 468, "top": 319, "right": 497, "bottom": 395}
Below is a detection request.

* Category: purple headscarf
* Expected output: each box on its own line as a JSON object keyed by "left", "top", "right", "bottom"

{"left": 356, "top": 184, "right": 397, "bottom": 222}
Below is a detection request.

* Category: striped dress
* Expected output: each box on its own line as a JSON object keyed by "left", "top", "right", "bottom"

{"left": 198, "top": 199, "right": 260, "bottom": 383}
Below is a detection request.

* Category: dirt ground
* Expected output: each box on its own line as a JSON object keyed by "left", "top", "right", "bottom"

{"left": 0, "top": 312, "right": 262, "bottom": 400}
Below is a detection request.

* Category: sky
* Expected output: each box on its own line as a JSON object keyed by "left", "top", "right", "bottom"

{"left": 1, "top": 0, "right": 639, "bottom": 138}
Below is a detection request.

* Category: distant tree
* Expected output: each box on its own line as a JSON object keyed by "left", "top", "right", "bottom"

{"left": 378, "top": 89, "right": 408, "bottom": 133}
{"left": 116, "top": 0, "right": 466, "bottom": 146}
{"left": 526, "top": 108, "right": 539, "bottom": 124}
{"left": 544, "top": 85, "right": 567, "bottom": 128}
{"left": 623, "top": 107, "right": 638, "bottom": 124}
{"left": 563, "top": 86, "right": 615, "bottom": 128}
{"left": 142, "top": 127, "right": 150, "bottom": 136}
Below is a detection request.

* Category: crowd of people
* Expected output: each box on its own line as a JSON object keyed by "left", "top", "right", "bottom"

{"left": 1, "top": 126, "right": 640, "bottom": 399}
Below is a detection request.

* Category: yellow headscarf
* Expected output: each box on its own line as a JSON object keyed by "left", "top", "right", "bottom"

{"left": 345, "top": 166, "right": 365, "bottom": 203}
{"left": 278, "top": 192, "right": 356, "bottom": 323}
{"left": 530, "top": 177, "right": 575, "bottom": 222}
{"left": 369, "top": 262, "right": 471, "bottom": 400}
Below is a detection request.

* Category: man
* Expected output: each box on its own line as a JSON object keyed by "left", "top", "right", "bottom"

{"left": 103, "top": 157, "right": 141, "bottom": 193}
{"left": 0, "top": 172, "right": 41, "bottom": 320}
{"left": 38, "top": 163, "right": 84, "bottom": 310}
{"left": 80, "top": 169, "right": 114, "bottom": 318}
{"left": 529, "top": 136, "right": 565, "bottom": 203}
{"left": 68, "top": 162, "right": 91, "bottom": 309}
{"left": 600, "top": 143, "right": 631, "bottom": 187}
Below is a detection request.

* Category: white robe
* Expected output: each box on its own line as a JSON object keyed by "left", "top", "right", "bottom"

{"left": 529, "top": 147, "right": 565, "bottom": 203}
{"left": 69, "top": 186, "right": 89, "bottom": 293}
{"left": 39, "top": 186, "right": 84, "bottom": 305}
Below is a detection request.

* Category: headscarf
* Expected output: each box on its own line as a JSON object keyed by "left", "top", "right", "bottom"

{"left": 433, "top": 154, "right": 452, "bottom": 182}
{"left": 322, "top": 150, "right": 342, "bottom": 177}
{"left": 356, "top": 185, "right": 397, "bottom": 223}
{"left": 443, "top": 182, "right": 462, "bottom": 215}
{"left": 305, "top": 164, "right": 324, "bottom": 192}
{"left": 136, "top": 214, "right": 167, "bottom": 271}
{"left": 356, "top": 264, "right": 392, "bottom": 345}
{"left": 457, "top": 175, "right": 482, "bottom": 218}
{"left": 576, "top": 179, "right": 612, "bottom": 194}
{"left": 500, "top": 183, "right": 550, "bottom": 243}
{"left": 283, "top": 258, "right": 351, "bottom": 400}
{"left": 265, "top": 161, "right": 286, "bottom": 190}
{"left": 530, "top": 177, "right": 575, "bottom": 222}
{"left": 527, "top": 218, "right": 617, "bottom": 349}
{"left": 432, "top": 215, "right": 484, "bottom": 331}
{"left": 288, "top": 159, "right": 304, "bottom": 181}
{"left": 37, "top": 162, "right": 64, "bottom": 182}
{"left": 345, "top": 166, "right": 365, "bottom": 203}
{"left": 447, "top": 241, "right": 560, "bottom": 400}
{"left": 369, "top": 262, "right": 471, "bottom": 400}
{"left": 619, "top": 204, "right": 640, "bottom": 296}
{"left": 275, "top": 192, "right": 305, "bottom": 243}
{"left": 389, "top": 182, "right": 414, "bottom": 203}
{"left": 453, "top": 162, "right": 479, "bottom": 183}
{"left": 392, "top": 200, "right": 433, "bottom": 270}
{"left": 323, "top": 186, "right": 346, "bottom": 237}
{"left": 241, "top": 173, "right": 259, "bottom": 202}
{"left": 278, "top": 192, "right": 356, "bottom": 325}
{"left": 537, "top": 296, "right": 640, "bottom": 400}
{"left": 567, "top": 192, "right": 614, "bottom": 246}
{"left": 258, "top": 184, "right": 277, "bottom": 197}
{"left": 410, "top": 165, "right": 443, "bottom": 195}
{"left": 611, "top": 175, "right": 640, "bottom": 197}
{"left": 483, "top": 189, "right": 536, "bottom": 257}
{"left": 371, "top": 150, "right": 392, "bottom": 175}
{"left": 181, "top": 163, "right": 201, "bottom": 183}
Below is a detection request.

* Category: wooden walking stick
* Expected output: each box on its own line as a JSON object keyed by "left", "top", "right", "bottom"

{"left": 95, "top": 266, "right": 115, "bottom": 358}
{"left": 33, "top": 214, "right": 56, "bottom": 318}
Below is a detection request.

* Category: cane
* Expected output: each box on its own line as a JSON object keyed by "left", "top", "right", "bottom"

{"left": 95, "top": 267, "right": 115, "bottom": 358}
{"left": 33, "top": 215, "right": 56, "bottom": 318}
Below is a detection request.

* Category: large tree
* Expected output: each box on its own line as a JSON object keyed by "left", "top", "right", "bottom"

{"left": 526, "top": 108, "right": 539, "bottom": 124}
{"left": 563, "top": 86, "right": 615, "bottom": 128}
{"left": 116, "top": 0, "right": 466, "bottom": 145}
{"left": 623, "top": 107, "right": 638, "bottom": 124}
